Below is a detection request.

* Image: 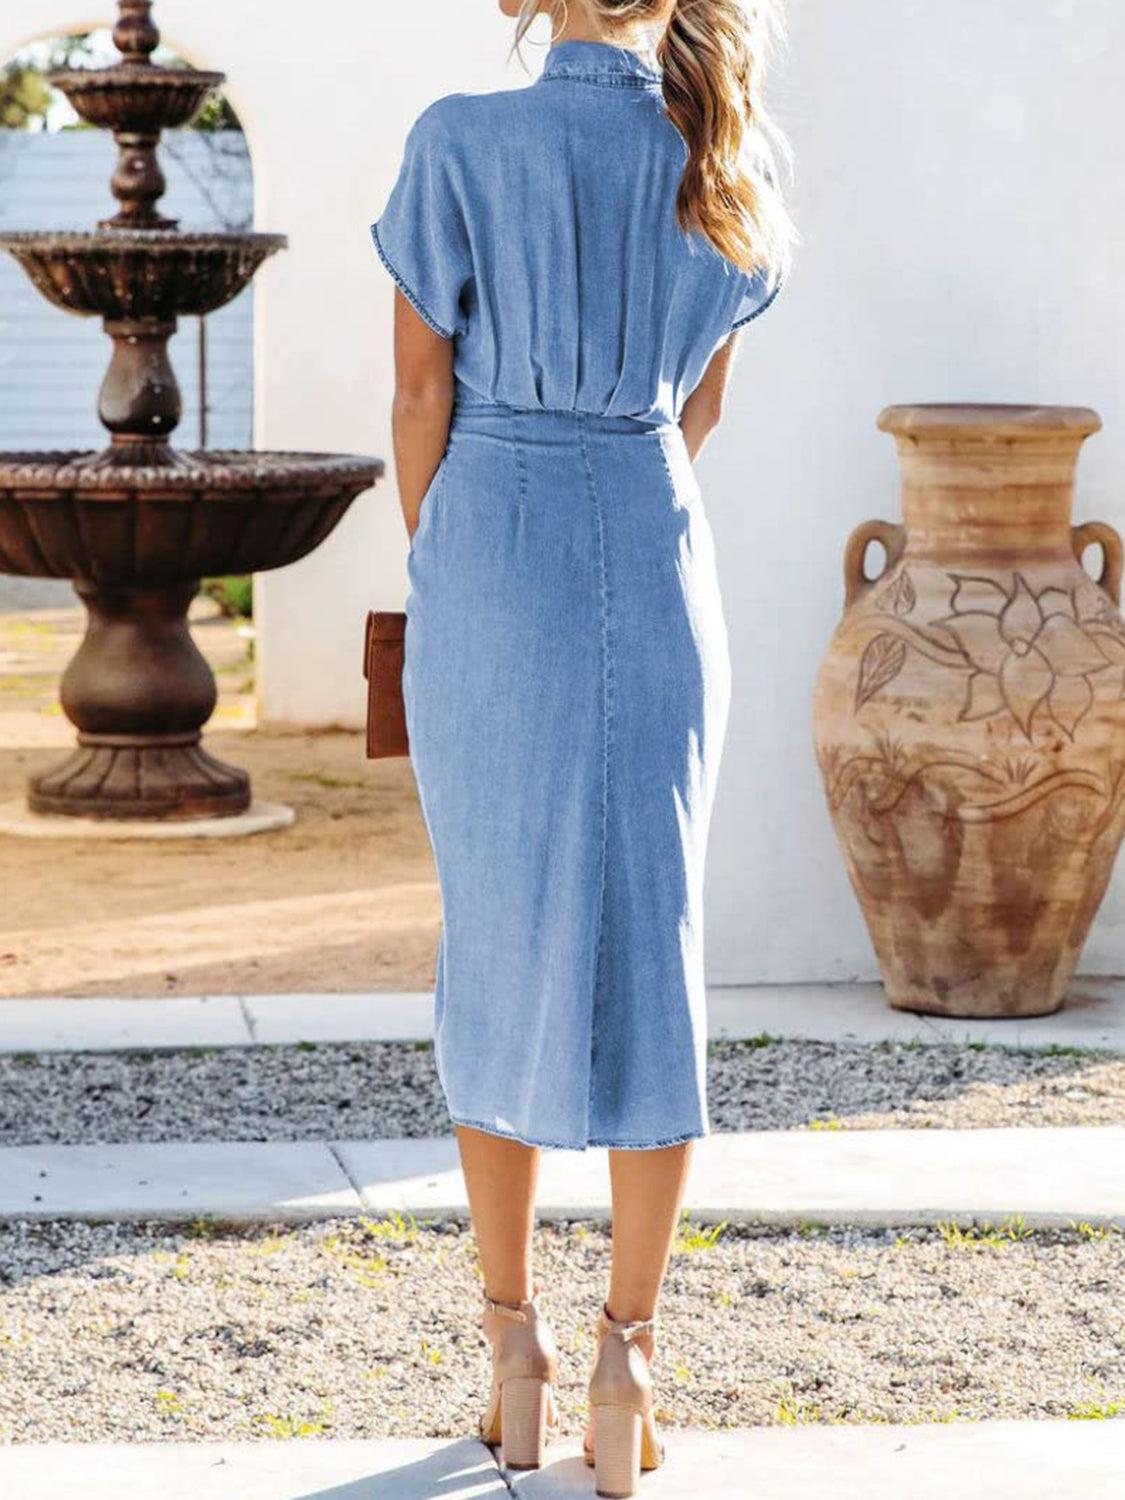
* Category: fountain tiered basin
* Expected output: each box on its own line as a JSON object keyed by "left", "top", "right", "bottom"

{"left": 0, "top": 0, "right": 382, "bottom": 824}
{"left": 0, "top": 229, "right": 287, "bottom": 319}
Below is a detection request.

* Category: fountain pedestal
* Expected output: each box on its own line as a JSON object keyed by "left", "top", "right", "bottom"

{"left": 29, "top": 579, "right": 248, "bottom": 820}
{"left": 0, "top": 0, "right": 382, "bottom": 825}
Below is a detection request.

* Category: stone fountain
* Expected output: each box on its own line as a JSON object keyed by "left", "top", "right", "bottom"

{"left": 0, "top": 0, "right": 381, "bottom": 823}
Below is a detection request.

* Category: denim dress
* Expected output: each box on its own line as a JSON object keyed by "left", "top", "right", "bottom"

{"left": 370, "top": 39, "right": 784, "bottom": 1150}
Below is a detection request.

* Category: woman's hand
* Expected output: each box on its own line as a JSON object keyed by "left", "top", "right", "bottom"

{"left": 680, "top": 330, "right": 740, "bottom": 461}
{"left": 391, "top": 289, "right": 456, "bottom": 540}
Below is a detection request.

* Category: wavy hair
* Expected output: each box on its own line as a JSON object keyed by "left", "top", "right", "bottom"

{"left": 512, "top": 0, "right": 795, "bottom": 280}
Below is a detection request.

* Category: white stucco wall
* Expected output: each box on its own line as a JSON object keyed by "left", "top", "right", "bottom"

{"left": 4, "top": 1, "right": 1125, "bottom": 982}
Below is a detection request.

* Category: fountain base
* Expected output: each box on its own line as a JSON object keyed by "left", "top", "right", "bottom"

{"left": 0, "top": 796, "right": 293, "bottom": 840}
{"left": 29, "top": 731, "right": 250, "bottom": 820}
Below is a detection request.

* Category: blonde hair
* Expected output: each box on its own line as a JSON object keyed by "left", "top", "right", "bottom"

{"left": 513, "top": 0, "right": 795, "bottom": 280}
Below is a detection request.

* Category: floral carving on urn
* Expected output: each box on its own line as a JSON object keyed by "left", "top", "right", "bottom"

{"left": 856, "top": 570, "right": 1125, "bottom": 736}
{"left": 813, "top": 405, "right": 1125, "bottom": 1019}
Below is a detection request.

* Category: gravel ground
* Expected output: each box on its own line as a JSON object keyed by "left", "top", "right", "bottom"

{"left": 0, "top": 1040, "right": 1122, "bottom": 1145}
{"left": 0, "top": 1217, "right": 1121, "bottom": 1442}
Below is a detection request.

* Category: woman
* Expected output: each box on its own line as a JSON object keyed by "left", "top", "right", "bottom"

{"left": 370, "top": 1, "right": 792, "bottom": 1492}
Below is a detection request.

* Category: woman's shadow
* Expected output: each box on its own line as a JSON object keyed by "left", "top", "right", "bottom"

{"left": 293, "top": 1438, "right": 596, "bottom": 1497}
{"left": 292, "top": 1437, "right": 509, "bottom": 1499}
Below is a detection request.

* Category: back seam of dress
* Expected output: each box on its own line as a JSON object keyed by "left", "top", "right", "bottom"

{"left": 579, "top": 415, "right": 613, "bottom": 1148}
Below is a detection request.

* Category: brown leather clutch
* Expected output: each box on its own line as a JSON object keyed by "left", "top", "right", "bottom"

{"left": 363, "top": 609, "right": 409, "bottom": 758}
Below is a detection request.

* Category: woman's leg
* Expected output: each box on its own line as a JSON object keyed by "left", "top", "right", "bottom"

{"left": 584, "top": 1143, "right": 694, "bottom": 1468}
{"left": 607, "top": 1143, "right": 694, "bottom": 1329}
{"left": 455, "top": 1124, "right": 539, "bottom": 1304}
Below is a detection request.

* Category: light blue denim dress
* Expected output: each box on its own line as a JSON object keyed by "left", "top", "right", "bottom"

{"left": 370, "top": 39, "right": 783, "bottom": 1150}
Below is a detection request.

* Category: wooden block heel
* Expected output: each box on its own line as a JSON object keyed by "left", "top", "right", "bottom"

{"left": 592, "top": 1403, "right": 643, "bottom": 1498}
{"left": 478, "top": 1293, "right": 558, "bottom": 1469}
{"left": 500, "top": 1375, "right": 551, "bottom": 1470}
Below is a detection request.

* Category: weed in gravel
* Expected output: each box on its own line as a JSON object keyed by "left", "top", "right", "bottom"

{"left": 674, "top": 1217, "right": 727, "bottom": 1254}
{"left": 807, "top": 1116, "right": 842, "bottom": 1132}
{"left": 254, "top": 1412, "right": 327, "bottom": 1439}
{"left": 1068, "top": 1401, "right": 1124, "bottom": 1420}
{"left": 320, "top": 1232, "right": 389, "bottom": 1287}
{"left": 358, "top": 1212, "right": 421, "bottom": 1247}
{"left": 936, "top": 1217, "right": 1033, "bottom": 1251}
{"left": 707, "top": 1031, "right": 780, "bottom": 1055}
{"left": 11, "top": 1053, "right": 37, "bottom": 1068}
{"left": 152, "top": 1248, "right": 192, "bottom": 1284}
{"left": 774, "top": 1389, "right": 823, "bottom": 1425}
{"left": 183, "top": 1218, "right": 220, "bottom": 1241}
{"left": 744, "top": 1031, "right": 781, "bottom": 1049}
{"left": 244, "top": 1233, "right": 293, "bottom": 1257}
{"left": 1070, "top": 1221, "right": 1121, "bottom": 1241}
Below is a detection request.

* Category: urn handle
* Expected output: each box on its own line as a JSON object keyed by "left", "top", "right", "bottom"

{"left": 843, "top": 520, "right": 907, "bottom": 609}
{"left": 1072, "top": 521, "right": 1124, "bottom": 604}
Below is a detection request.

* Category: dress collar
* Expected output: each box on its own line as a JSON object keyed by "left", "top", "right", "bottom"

{"left": 538, "top": 39, "right": 663, "bottom": 89}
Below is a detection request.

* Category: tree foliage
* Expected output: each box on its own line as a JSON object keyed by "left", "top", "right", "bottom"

{"left": 0, "top": 63, "right": 53, "bottom": 129}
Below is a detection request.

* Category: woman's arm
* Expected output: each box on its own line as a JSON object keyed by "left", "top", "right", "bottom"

{"left": 390, "top": 289, "right": 456, "bottom": 541}
{"left": 679, "top": 331, "right": 741, "bottom": 462}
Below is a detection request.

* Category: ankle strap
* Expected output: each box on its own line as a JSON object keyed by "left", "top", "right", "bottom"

{"left": 483, "top": 1292, "right": 537, "bottom": 1323}
{"left": 601, "top": 1304, "right": 656, "bottom": 1342}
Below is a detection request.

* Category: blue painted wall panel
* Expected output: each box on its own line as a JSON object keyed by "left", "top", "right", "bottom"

{"left": 0, "top": 130, "right": 255, "bottom": 453}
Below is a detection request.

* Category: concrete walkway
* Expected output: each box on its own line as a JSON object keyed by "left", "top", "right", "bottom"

{"left": 0, "top": 1438, "right": 505, "bottom": 1500}
{"left": 2, "top": 1125, "right": 1120, "bottom": 1227}
{"left": 2, "top": 978, "right": 1123, "bottom": 1052}
{"left": 3, "top": 1423, "right": 1123, "bottom": 1499}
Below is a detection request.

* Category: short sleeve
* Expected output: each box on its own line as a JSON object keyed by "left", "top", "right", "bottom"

{"left": 730, "top": 260, "right": 786, "bottom": 332}
{"left": 370, "top": 103, "right": 473, "bottom": 340}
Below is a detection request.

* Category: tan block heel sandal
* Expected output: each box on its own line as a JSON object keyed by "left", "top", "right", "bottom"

{"left": 479, "top": 1292, "right": 559, "bottom": 1471}
{"left": 583, "top": 1307, "right": 666, "bottom": 1498}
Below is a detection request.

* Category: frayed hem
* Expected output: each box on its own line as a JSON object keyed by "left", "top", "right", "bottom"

{"left": 448, "top": 1112, "right": 708, "bottom": 1153}
{"left": 588, "top": 1128, "right": 707, "bottom": 1150}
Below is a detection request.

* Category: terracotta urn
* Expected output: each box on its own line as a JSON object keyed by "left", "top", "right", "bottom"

{"left": 813, "top": 404, "right": 1125, "bottom": 1018}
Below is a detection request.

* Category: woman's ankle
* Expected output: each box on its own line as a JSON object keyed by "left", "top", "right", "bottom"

{"left": 604, "top": 1297, "right": 655, "bottom": 1325}
{"left": 484, "top": 1275, "right": 537, "bottom": 1308}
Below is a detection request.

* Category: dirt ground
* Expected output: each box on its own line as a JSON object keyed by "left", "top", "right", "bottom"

{"left": 0, "top": 600, "right": 439, "bottom": 1000}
